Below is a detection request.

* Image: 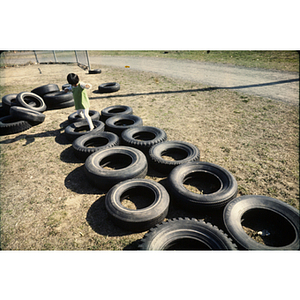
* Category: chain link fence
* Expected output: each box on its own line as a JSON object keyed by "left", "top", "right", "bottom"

{"left": 0, "top": 50, "right": 91, "bottom": 70}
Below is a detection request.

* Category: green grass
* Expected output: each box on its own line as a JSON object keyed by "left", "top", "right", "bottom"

{"left": 89, "top": 50, "right": 299, "bottom": 72}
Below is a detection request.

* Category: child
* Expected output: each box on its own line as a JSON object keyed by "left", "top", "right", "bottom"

{"left": 64, "top": 73, "right": 94, "bottom": 131}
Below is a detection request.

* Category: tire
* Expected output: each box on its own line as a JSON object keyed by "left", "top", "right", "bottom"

{"left": 100, "top": 105, "right": 133, "bottom": 122}
{"left": 72, "top": 131, "right": 119, "bottom": 160}
{"left": 138, "top": 217, "right": 237, "bottom": 250}
{"left": 105, "top": 114, "right": 143, "bottom": 136}
{"left": 47, "top": 99, "right": 75, "bottom": 110}
{"left": 98, "top": 82, "right": 120, "bottom": 93}
{"left": 43, "top": 91, "right": 73, "bottom": 107}
{"left": 167, "top": 161, "right": 238, "bottom": 211}
{"left": 10, "top": 106, "right": 45, "bottom": 125}
{"left": 2, "top": 94, "right": 18, "bottom": 112}
{"left": 65, "top": 120, "right": 105, "bottom": 142}
{"left": 223, "top": 195, "right": 300, "bottom": 250}
{"left": 31, "top": 84, "right": 60, "bottom": 97}
{"left": 121, "top": 126, "right": 167, "bottom": 154}
{"left": 68, "top": 110, "right": 100, "bottom": 123}
{"left": 149, "top": 141, "right": 200, "bottom": 174}
{"left": 89, "top": 69, "right": 101, "bottom": 74}
{"left": 84, "top": 146, "right": 148, "bottom": 190}
{"left": 16, "top": 92, "right": 46, "bottom": 112}
{"left": 0, "top": 115, "right": 32, "bottom": 136}
{"left": 105, "top": 179, "right": 170, "bottom": 232}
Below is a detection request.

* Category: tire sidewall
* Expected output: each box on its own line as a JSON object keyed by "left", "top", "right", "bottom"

{"left": 167, "top": 161, "right": 238, "bottom": 209}
{"left": 223, "top": 195, "right": 300, "bottom": 250}
{"left": 105, "top": 179, "right": 170, "bottom": 231}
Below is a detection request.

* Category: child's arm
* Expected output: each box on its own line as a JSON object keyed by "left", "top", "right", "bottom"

{"left": 63, "top": 84, "right": 72, "bottom": 92}
{"left": 80, "top": 82, "right": 92, "bottom": 89}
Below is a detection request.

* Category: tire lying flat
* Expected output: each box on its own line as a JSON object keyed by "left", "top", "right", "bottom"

{"left": 65, "top": 120, "right": 105, "bottom": 142}
{"left": 100, "top": 105, "right": 133, "bottom": 122}
{"left": 0, "top": 115, "right": 32, "bottom": 135}
{"left": 10, "top": 106, "right": 45, "bottom": 125}
{"left": 105, "top": 114, "right": 143, "bottom": 136}
{"left": 84, "top": 146, "right": 148, "bottom": 190}
{"left": 105, "top": 179, "right": 170, "bottom": 232}
{"left": 121, "top": 126, "right": 167, "bottom": 154}
{"left": 98, "top": 82, "right": 120, "bottom": 93}
{"left": 223, "top": 195, "right": 300, "bottom": 250}
{"left": 138, "top": 217, "right": 237, "bottom": 250}
{"left": 2, "top": 94, "right": 18, "bottom": 113}
{"left": 68, "top": 110, "right": 100, "bottom": 123}
{"left": 72, "top": 131, "right": 119, "bottom": 160}
{"left": 149, "top": 141, "right": 200, "bottom": 174}
{"left": 167, "top": 161, "right": 238, "bottom": 211}
{"left": 31, "top": 84, "right": 60, "bottom": 97}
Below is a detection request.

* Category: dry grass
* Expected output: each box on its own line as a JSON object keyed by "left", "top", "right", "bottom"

{"left": 0, "top": 63, "right": 299, "bottom": 250}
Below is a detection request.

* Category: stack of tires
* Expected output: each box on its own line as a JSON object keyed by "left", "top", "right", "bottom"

{"left": 0, "top": 84, "right": 74, "bottom": 136}
{"left": 0, "top": 92, "right": 47, "bottom": 135}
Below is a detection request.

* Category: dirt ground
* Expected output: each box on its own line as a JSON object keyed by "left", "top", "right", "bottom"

{"left": 0, "top": 63, "right": 299, "bottom": 250}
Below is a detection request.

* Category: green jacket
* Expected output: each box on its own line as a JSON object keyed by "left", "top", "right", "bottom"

{"left": 72, "top": 82, "right": 90, "bottom": 110}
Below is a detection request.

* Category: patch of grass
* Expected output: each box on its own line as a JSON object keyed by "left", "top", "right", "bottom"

{"left": 90, "top": 50, "right": 299, "bottom": 72}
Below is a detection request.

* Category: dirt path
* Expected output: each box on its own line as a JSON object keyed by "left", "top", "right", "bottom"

{"left": 90, "top": 56, "right": 299, "bottom": 105}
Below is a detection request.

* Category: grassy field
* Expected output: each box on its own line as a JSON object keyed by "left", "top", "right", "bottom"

{"left": 89, "top": 50, "right": 300, "bottom": 72}
{"left": 0, "top": 55, "right": 299, "bottom": 250}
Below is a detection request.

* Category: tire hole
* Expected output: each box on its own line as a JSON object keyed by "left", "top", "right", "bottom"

{"left": 132, "top": 131, "right": 156, "bottom": 141}
{"left": 183, "top": 171, "right": 222, "bottom": 194}
{"left": 164, "top": 238, "right": 211, "bottom": 250}
{"left": 100, "top": 153, "right": 132, "bottom": 170}
{"left": 74, "top": 125, "right": 90, "bottom": 133}
{"left": 114, "top": 119, "right": 135, "bottom": 126}
{"left": 84, "top": 137, "right": 109, "bottom": 148}
{"left": 108, "top": 108, "right": 126, "bottom": 114}
{"left": 241, "top": 208, "right": 296, "bottom": 247}
{"left": 121, "top": 186, "right": 155, "bottom": 210}
{"left": 161, "top": 148, "right": 188, "bottom": 161}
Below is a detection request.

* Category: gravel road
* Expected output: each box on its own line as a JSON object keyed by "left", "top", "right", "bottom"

{"left": 90, "top": 56, "right": 299, "bottom": 105}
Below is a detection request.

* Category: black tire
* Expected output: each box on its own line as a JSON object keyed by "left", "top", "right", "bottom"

{"left": 167, "top": 161, "right": 238, "bottom": 211}
{"left": 84, "top": 146, "right": 148, "bottom": 190}
{"left": 2, "top": 94, "right": 18, "bottom": 112}
{"left": 0, "top": 104, "right": 9, "bottom": 117}
{"left": 98, "top": 82, "right": 120, "bottom": 93}
{"left": 149, "top": 141, "right": 200, "bottom": 174}
{"left": 16, "top": 92, "right": 46, "bottom": 112}
{"left": 89, "top": 69, "right": 101, "bottom": 74}
{"left": 72, "top": 131, "right": 119, "bottom": 160}
{"left": 105, "top": 179, "right": 170, "bottom": 232}
{"left": 47, "top": 99, "right": 75, "bottom": 110}
{"left": 138, "top": 217, "right": 237, "bottom": 250}
{"left": 0, "top": 115, "right": 32, "bottom": 136}
{"left": 68, "top": 110, "right": 100, "bottom": 123}
{"left": 223, "top": 195, "right": 300, "bottom": 250}
{"left": 31, "top": 84, "right": 60, "bottom": 97}
{"left": 10, "top": 106, "right": 45, "bottom": 125}
{"left": 105, "top": 114, "right": 143, "bottom": 136}
{"left": 121, "top": 126, "right": 167, "bottom": 154}
{"left": 43, "top": 91, "right": 73, "bottom": 107}
{"left": 100, "top": 105, "right": 133, "bottom": 122}
{"left": 65, "top": 120, "right": 105, "bottom": 142}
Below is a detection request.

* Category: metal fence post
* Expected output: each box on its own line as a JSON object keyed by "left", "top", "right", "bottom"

{"left": 85, "top": 50, "right": 91, "bottom": 71}
{"left": 33, "top": 51, "right": 39, "bottom": 63}
{"left": 53, "top": 51, "right": 57, "bottom": 63}
{"left": 74, "top": 51, "right": 79, "bottom": 64}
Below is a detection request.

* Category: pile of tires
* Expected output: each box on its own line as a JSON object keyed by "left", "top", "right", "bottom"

{"left": 0, "top": 83, "right": 74, "bottom": 136}
{"left": 0, "top": 92, "right": 46, "bottom": 135}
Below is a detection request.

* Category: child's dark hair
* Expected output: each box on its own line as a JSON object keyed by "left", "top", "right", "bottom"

{"left": 67, "top": 73, "right": 79, "bottom": 85}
